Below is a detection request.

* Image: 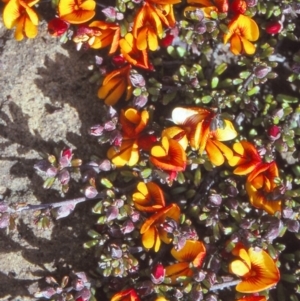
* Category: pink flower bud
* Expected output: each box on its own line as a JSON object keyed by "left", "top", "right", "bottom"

{"left": 151, "top": 264, "right": 165, "bottom": 284}
{"left": 48, "top": 18, "right": 69, "bottom": 37}
{"left": 112, "top": 55, "right": 126, "bottom": 67}
{"left": 160, "top": 34, "right": 174, "bottom": 47}
{"left": 231, "top": 0, "right": 247, "bottom": 14}
{"left": 265, "top": 21, "right": 282, "bottom": 34}
{"left": 90, "top": 125, "right": 104, "bottom": 136}
{"left": 267, "top": 125, "right": 281, "bottom": 140}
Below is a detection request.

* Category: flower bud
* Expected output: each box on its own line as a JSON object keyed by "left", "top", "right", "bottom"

{"left": 265, "top": 21, "right": 282, "bottom": 34}
{"left": 48, "top": 18, "right": 69, "bottom": 37}
{"left": 151, "top": 263, "right": 165, "bottom": 284}
{"left": 84, "top": 186, "right": 98, "bottom": 199}
{"left": 267, "top": 125, "right": 281, "bottom": 141}
{"left": 246, "top": 0, "right": 257, "bottom": 7}
{"left": 160, "top": 33, "right": 174, "bottom": 47}
{"left": 231, "top": 0, "right": 247, "bottom": 14}
{"left": 254, "top": 65, "right": 271, "bottom": 79}
{"left": 90, "top": 124, "right": 104, "bottom": 136}
{"left": 58, "top": 170, "right": 70, "bottom": 185}
{"left": 99, "top": 159, "right": 112, "bottom": 171}
{"left": 112, "top": 55, "right": 126, "bottom": 67}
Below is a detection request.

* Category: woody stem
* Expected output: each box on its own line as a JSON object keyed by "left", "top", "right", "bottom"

{"left": 210, "top": 279, "right": 241, "bottom": 291}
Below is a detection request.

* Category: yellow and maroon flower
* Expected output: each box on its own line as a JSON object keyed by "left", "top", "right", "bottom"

{"left": 229, "top": 243, "right": 280, "bottom": 293}
{"left": 119, "top": 33, "right": 152, "bottom": 70}
{"left": 132, "top": 181, "right": 165, "bottom": 212}
{"left": 150, "top": 136, "right": 187, "bottom": 172}
{"left": 228, "top": 141, "right": 262, "bottom": 178}
{"left": 165, "top": 240, "right": 206, "bottom": 283}
{"left": 140, "top": 203, "right": 180, "bottom": 252}
{"left": 98, "top": 65, "right": 132, "bottom": 106}
{"left": 224, "top": 14, "right": 259, "bottom": 55}
{"left": 3, "top": 0, "right": 39, "bottom": 40}
{"left": 246, "top": 161, "right": 282, "bottom": 215}
{"left": 107, "top": 108, "right": 152, "bottom": 167}
{"left": 184, "top": 0, "right": 228, "bottom": 19}
{"left": 58, "top": 0, "right": 96, "bottom": 24}
{"left": 120, "top": 108, "right": 149, "bottom": 139}
{"left": 171, "top": 107, "right": 237, "bottom": 166}
{"left": 162, "top": 126, "right": 188, "bottom": 150}
{"left": 111, "top": 288, "right": 140, "bottom": 301}
{"left": 73, "top": 21, "right": 120, "bottom": 53}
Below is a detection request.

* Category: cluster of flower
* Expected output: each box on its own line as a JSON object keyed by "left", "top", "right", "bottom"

{"left": 95, "top": 105, "right": 282, "bottom": 300}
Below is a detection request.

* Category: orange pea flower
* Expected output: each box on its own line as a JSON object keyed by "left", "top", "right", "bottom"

{"left": 150, "top": 136, "right": 187, "bottom": 172}
{"left": 165, "top": 240, "right": 206, "bottom": 283}
{"left": 107, "top": 108, "right": 151, "bottom": 167}
{"left": 140, "top": 203, "right": 180, "bottom": 252}
{"left": 111, "top": 288, "right": 140, "bottom": 301}
{"left": 107, "top": 139, "right": 139, "bottom": 167}
{"left": 3, "top": 0, "right": 39, "bottom": 40}
{"left": 236, "top": 296, "right": 267, "bottom": 301}
{"left": 224, "top": 14, "right": 259, "bottom": 55}
{"left": 98, "top": 65, "right": 132, "bottom": 106}
{"left": 119, "top": 33, "right": 152, "bottom": 70}
{"left": 162, "top": 126, "right": 188, "bottom": 150}
{"left": 246, "top": 161, "right": 282, "bottom": 215}
{"left": 73, "top": 21, "right": 120, "bottom": 54}
{"left": 229, "top": 243, "right": 280, "bottom": 293}
{"left": 228, "top": 141, "right": 262, "bottom": 178}
{"left": 58, "top": 0, "right": 96, "bottom": 24}
{"left": 132, "top": 182, "right": 165, "bottom": 212}
{"left": 184, "top": 0, "right": 228, "bottom": 19}
{"left": 120, "top": 108, "right": 149, "bottom": 139}
{"left": 171, "top": 107, "right": 237, "bottom": 166}
{"left": 133, "top": 2, "right": 163, "bottom": 51}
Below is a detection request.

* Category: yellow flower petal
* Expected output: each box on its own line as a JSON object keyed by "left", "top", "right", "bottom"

{"left": 3, "top": 0, "right": 20, "bottom": 29}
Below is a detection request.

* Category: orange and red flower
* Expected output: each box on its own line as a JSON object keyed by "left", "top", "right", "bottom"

{"left": 58, "top": 0, "right": 96, "bottom": 24}
{"left": 165, "top": 240, "right": 206, "bottom": 283}
{"left": 246, "top": 161, "right": 282, "bottom": 215}
{"left": 98, "top": 65, "right": 132, "bottom": 106}
{"left": 171, "top": 107, "right": 237, "bottom": 166}
{"left": 111, "top": 288, "right": 140, "bottom": 301}
{"left": 224, "top": 14, "right": 259, "bottom": 55}
{"left": 107, "top": 108, "right": 152, "bottom": 167}
{"left": 3, "top": 0, "right": 39, "bottom": 40}
{"left": 132, "top": 181, "right": 165, "bottom": 212}
{"left": 184, "top": 0, "right": 228, "bottom": 19}
{"left": 140, "top": 203, "right": 180, "bottom": 252}
{"left": 229, "top": 243, "right": 280, "bottom": 293}
{"left": 73, "top": 21, "right": 120, "bottom": 53}
{"left": 150, "top": 136, "right": 187, "bottom": 172}
{"left": 228, "top": 141, "right": 263, "bottom": 178}
{"left": 119, "top": 33, "right": 152, "bottom": 70}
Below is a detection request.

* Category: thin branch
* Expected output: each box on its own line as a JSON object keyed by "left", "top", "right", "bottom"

{"left": 8, "top": 193, "right": 105, "bottom": 214}
{"left": 210, "top": 279, "right": 241, "bottom": 291}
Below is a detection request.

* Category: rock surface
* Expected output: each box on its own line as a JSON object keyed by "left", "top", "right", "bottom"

{"left": 0, "top": 16, "right": 104, "bottom": 301}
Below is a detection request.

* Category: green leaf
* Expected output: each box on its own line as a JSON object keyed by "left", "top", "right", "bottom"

{"left": 214, "top": 63, "right": 227, "bottom": 75}
{"left": 43, "top": 177, "right": 56, "bottom": 189}
{"left": 233, "top": 78, "right": 243, "bottom": 85}
{"left": 141, "top": 168, "right": 152, "bottom": 179}
{"left": 277, "top": 94, "right": 298, "bottom": 103}
{"left": 247, "top": 86, "right": 260, "bottom": 96}
{"left": 162, "top": 91, "right": 177, "bottom": 105}
{"left": 202, "top": 95, "right": 212, "bottom": 103}
{"left": 83, "top": 240, "right": 98, "bottom": 248}
{"left": 176, "top": 46, "right": 186, "bottom": 58}
{"left": 211, "top": 76, "right": 219, "bottom": 88}
{"left": 101, "top": 178, "right": 113, "bottom": 188}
